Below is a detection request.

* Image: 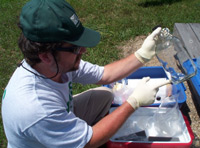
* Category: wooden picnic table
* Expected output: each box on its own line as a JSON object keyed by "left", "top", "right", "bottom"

{"left": 173, "top": 23, "right": 200, "bottom": 110}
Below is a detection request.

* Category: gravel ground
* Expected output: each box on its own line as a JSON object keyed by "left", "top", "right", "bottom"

{"left": 118, "top": 36, "right": 200, "bottom": 147}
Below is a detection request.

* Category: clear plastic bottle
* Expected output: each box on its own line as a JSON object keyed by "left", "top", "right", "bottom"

{"left": 155, "top": 28, "right": 197, "bottom": 84}
{"left": 156, "top": 28, "right": 173, "bottom": 51}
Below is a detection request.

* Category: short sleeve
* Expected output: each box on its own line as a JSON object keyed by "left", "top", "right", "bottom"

{"left": 25, "top": 111, "right": 93, "bottom": 148}
{"left": 72, "top": 60, "right": 104, "bottom": 84}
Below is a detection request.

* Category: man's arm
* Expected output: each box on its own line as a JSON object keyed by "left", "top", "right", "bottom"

{"left": 84, "top": 102, "right": 134, "bottom": 148}
{"left": 97, "top": 27, "right": 162, "bottom": 85}
{"left": 97, "top": 53, "right": 143, "bottom": 85}
{"left": 85, "top": 77, "right": 170, "bottom": 148}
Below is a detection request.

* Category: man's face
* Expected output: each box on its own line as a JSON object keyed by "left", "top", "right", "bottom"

{"left": 55, "top": 43, "right": 86, "bottom": 73}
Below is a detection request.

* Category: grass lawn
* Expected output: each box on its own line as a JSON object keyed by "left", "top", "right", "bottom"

{"left": 0, "top": 0, "right": 200, "bottom": 147}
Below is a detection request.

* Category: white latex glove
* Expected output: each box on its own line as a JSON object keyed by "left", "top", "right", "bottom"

{"left": 127, "top": 77, "right": 171, "bottom": 110}
{"left": 135, "top": 27, "right": 162, "bottom": 63}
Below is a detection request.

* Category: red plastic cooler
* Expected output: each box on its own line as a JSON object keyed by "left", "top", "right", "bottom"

{"left": 107, "top": 108, "right": 194, "bottom": 148}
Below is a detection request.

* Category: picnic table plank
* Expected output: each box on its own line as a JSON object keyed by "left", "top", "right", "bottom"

{"left": 173, "top": 23, "right": 200, "bottom": 58}
{"left": 190, "top": 23, "right": 200, "bottom": 41}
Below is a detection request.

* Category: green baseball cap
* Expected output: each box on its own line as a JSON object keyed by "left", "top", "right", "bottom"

{"left": 20, "top": 0, "right": 100, "bottom": 47}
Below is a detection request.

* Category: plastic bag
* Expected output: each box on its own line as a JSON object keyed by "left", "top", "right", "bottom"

{"left": 146, "top": 84, "right": 183, "bottom": 137}
{"left": 111, "top": 79, "right": 134, "bottom": 104}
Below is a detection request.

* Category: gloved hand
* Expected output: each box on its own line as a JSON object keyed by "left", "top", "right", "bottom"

{"left": 135, "top": 27, "right": 162, "bottom": 63}
{"left": 127, "top": 77, "right": 171, "bottom": 110}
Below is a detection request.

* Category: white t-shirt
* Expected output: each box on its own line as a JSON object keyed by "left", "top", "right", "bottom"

{"left": 1, "top": 60, "right": 104, "bottom": 148}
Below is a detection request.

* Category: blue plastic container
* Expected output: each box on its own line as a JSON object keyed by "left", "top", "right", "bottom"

{"left": 104, "top": 66, "right": 186, "bottom": 107}
{"left": 183, "top": 59, "right": 200, "bottom": 107}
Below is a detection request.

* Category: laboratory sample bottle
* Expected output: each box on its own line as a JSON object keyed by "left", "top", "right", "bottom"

{"left": 155, "top": 28, "right": 197, "bottom": 84}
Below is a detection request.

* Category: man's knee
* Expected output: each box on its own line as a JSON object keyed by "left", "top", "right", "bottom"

{"left": 92, "top": 87, "right": 114, "bottom": 103}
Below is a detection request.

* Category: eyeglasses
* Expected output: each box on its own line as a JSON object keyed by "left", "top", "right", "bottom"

{"left": 55, "top": 46, "right": 81, "bottom": 54}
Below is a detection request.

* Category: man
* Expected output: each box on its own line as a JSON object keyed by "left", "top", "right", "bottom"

{"left": 1, "top": 0, "right": 170, "bottom": 148}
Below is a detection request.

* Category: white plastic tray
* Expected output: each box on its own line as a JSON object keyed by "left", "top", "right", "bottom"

{"left": 109, "top": 107, "right": 191, "bottom": 144}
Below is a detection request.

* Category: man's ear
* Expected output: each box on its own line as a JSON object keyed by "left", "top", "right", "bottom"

{"left": 38, "top": 52, "right": 53, "bottom": 64}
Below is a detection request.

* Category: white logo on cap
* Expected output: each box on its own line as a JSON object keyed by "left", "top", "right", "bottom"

{"left": 70, "top": 14, "right": 80, "bottom": 27}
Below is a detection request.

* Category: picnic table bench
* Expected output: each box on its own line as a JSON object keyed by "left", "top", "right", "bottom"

{"left": 173, "top": 23, "right": 200, "bottom": 110}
